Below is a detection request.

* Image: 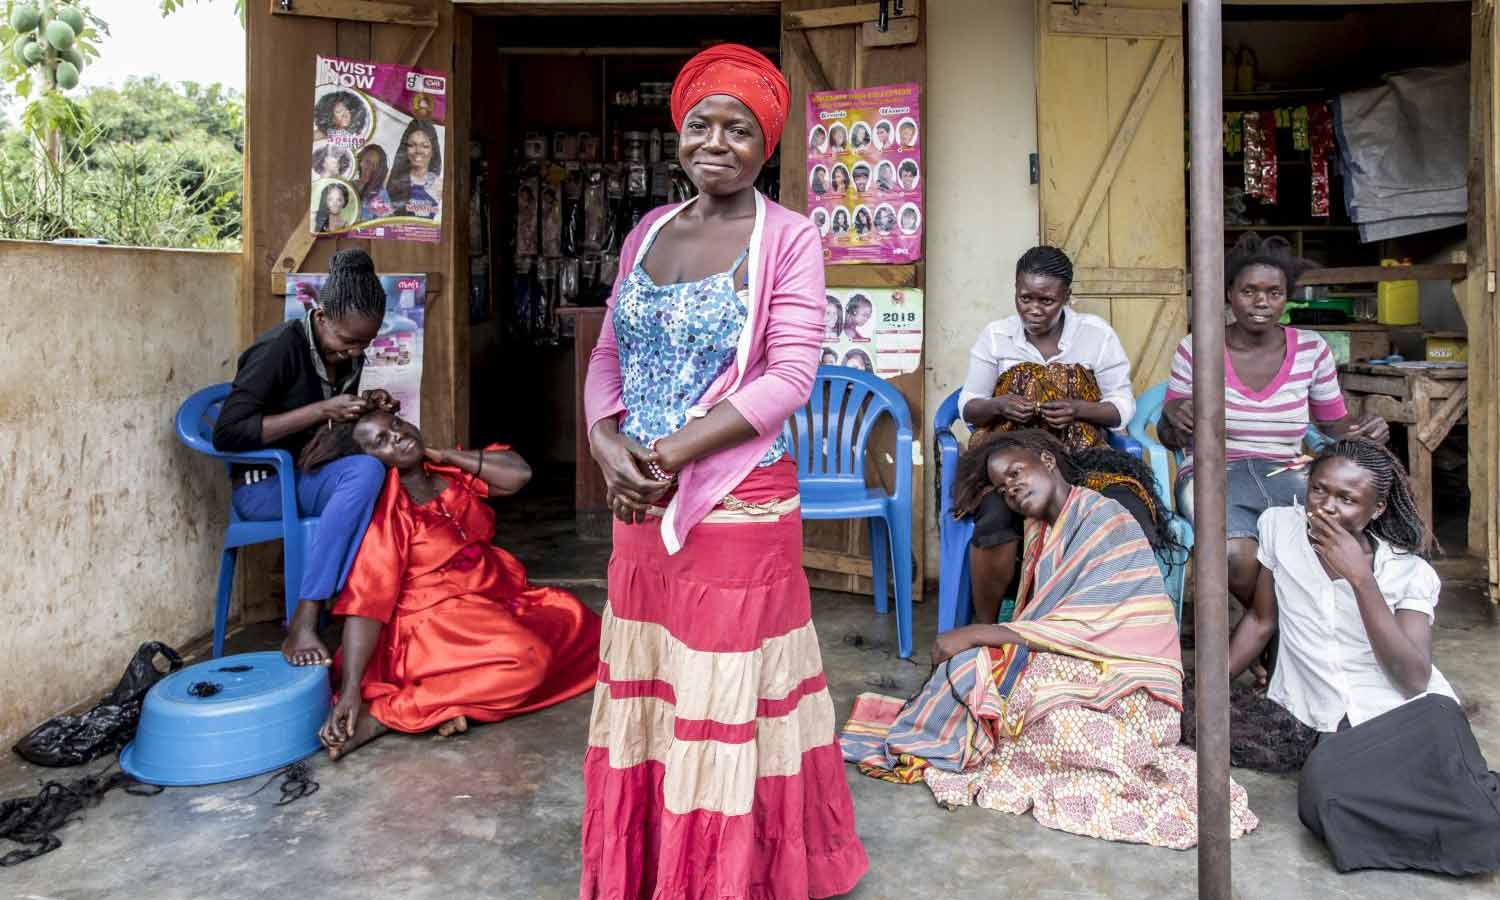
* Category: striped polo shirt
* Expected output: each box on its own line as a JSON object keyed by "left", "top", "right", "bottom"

{"left": 1166, "top": 327, "right": 1347, "bottom": 477}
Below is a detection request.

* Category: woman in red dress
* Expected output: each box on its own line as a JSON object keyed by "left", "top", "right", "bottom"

{"left": 302, "top": 406, "right": 601, "bottom": 758}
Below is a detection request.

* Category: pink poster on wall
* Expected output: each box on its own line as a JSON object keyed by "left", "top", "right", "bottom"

{"left": 805, "top": 83, "right": 922, "bottom": 265}
{"left": 310, "top": 55, "right": 448, "bottom": 244}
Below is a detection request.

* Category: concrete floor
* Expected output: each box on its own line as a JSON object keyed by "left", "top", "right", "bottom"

{"left": 4, "top": 487, "right": 1499, "bottom": 899}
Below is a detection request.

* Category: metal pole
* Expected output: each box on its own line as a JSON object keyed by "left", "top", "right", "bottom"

{"left": 1187, "top": 0, "right": 1231, "bottom": 897}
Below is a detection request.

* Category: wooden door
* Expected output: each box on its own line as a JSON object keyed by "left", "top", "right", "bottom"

{"left": 241, "top": 0, "right": 468, "bottom": 620}
{"left": 1035, "top": 0, "right": 1186, "bottom": 391}
{"left": 244, "top": 0, "right": 469, "bottom": 449}
{"left": 780, "top": 0, "right": 928, "bottom": 595}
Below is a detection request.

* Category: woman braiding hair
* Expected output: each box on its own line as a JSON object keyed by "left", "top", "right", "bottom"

{"left": 955, "top": 244, "right": 1138, "bottom": 624}
{"left": 213, "top": 248, "right": 391, "bottom": 667}
{"left": 577, "top": 43, "right": 868, "bottom": 898}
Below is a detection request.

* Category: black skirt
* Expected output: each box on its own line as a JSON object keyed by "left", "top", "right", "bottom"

{"left": 1298, "top": 694, "right": 1500, "bottom": 876}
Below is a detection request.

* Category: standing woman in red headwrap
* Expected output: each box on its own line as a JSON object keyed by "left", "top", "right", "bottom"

{"left": 578, "top": 45, "right": 869, "bottom": 899}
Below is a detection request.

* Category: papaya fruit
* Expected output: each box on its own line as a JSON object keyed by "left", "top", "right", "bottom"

{"left": 9, "top": 3, "right": 40, "bottom": 33}
{"left": 59, "top": 47, "right": 83, "bottom": 69}
{"left": 56, "top": 5, "right": 85, "bottom": 35}
{"left": 11, "top": 35, "right": 36, "bottom": 67}
{"left": 22, "top": 38, "right": 44, "bottom": 65}
{"left": 55, "top": 60, "right": 79, "bottom": 89}
{"left": 44, "top": 19, "right": 76, "bottom": 51}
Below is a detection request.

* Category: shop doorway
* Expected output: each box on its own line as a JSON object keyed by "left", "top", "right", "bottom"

{"left": 463, "top": 10, "right": 783, "bottom": 530}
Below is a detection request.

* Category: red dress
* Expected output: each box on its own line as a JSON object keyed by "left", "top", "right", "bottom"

{"left": 332, "top": 451, "right": 601, "bottom": 733}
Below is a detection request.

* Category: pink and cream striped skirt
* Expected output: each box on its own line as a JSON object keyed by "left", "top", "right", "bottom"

{"left": 579, "top": 459, "right": 868, "bottom": 900}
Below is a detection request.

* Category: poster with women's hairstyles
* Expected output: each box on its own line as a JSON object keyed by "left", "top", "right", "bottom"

{"left": 818, "top": 288, "right": 923, "bottom": 379}
{"left": 311, "top": 56, "right": 447, "bottom": 243}
{"left": 806, "top": 83, "right": 922, "bottom": 265}
{"left": 285, "top": 273, "right": 428, "bottom": 427}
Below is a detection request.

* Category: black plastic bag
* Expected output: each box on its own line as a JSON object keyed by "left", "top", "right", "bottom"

{"left": 12, "top": 642, "right": 183, "bottom": 768}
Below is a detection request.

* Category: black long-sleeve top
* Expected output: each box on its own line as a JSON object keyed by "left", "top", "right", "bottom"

{"left": 213, "top": 318, "right": 363, "bottom": 480}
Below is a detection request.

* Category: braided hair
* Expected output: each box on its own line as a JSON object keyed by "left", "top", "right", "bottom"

{"left": 296, "top": 392, "right": 402, "bottom": 470}
{"left": 298, "top": 420, "right": 359, "bottom": 471}
{"left": 1310, "top": 439, "right": 1428, "bottom": 555}
{"left": 1016, "top": 245, "right": 1074, "bottom": 287}
{"left": 320, "top": 249, "right": 386, "bottom": 323}
{"left": 951, "top": 429, "right": 1180, "bottom": 555}
{"left": 1225, "top": 231, "right": 1310, "bottom": 294}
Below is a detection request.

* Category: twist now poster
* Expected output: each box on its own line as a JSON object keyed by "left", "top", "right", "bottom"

{"left": 805, "top": 83, "right": 923, "bottom": 265}
{"left": 310, "top": 55, "right": 447, "bottom": 243}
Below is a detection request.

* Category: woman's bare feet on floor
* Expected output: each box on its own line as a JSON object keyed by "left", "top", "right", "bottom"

{"left": 436, "top": 715, "right": 469, "bottom": 738}
{"left": 322, "top": 702, "right": 388, "bottom": 761}
{"left": 282, "top": 600, "right": 331, "bottom": 667}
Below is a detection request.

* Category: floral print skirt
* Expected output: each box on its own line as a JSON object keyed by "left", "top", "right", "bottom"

{"left": 922, "top": 653, "right": 1260, "bottom": 849}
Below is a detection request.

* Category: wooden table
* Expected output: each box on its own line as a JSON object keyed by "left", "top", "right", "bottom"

{"left": 555, "top": 306, "right": 610, "bottom": 541}
{"left": 1337, "top": 363, "right": 1469, "bottom": 543}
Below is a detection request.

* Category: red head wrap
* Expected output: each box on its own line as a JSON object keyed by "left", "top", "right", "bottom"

{"left": 670, "top": 44, "right": 790, "bottom": 158}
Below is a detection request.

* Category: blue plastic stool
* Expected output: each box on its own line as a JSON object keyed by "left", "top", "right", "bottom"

{"left": 787, "top": 366, "right": 916, "bottom": 658}
{"left": 176, "top": 384, "right": 322, "bottom": 658}
{"left": 121, "top": 651, "right": 330, "bottom": 786}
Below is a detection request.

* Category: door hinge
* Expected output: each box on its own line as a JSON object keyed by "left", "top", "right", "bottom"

{"left": 1071, "top": 0, "right": 1084, "bottom": 14}
{"left": 1488, "top": 270, "right": 1496, "bottom": 294}
{"left": 1029, "top": 153, "right": 1040, "bottom": 185}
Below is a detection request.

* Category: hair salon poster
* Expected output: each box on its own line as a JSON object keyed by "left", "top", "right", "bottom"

{"left": 820, "top": 288, "right": 923, "bottom": 379}
{"left": 285, "top": 274, "right": 428, "bottom": 427}
{"left": 310, "top": 56, "right": 447, "bottom": 243}
{"left": 805, "top": 83, "right": 923, "bottom": 265}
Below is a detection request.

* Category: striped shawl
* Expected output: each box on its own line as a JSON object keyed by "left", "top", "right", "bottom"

{"left": 841, "top": 487, "right": 1183, "bottom": 781}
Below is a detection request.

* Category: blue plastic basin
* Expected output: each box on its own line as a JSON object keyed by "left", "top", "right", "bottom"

{"left": 121, "top": 651, "right": 330, "bottom": 786}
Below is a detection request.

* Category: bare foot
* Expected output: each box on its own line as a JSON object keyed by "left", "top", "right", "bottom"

{"left": 1250, "top": 662, "right": 1269, "bottom": 690}
{"left": 282, "top": 600, "right": 330, "bottom": 667}
{"left": 436, "top": 715, "right": 469, "bottom": 738}
{"left": 326, "top": 703, "right": 388, "bottom": 761}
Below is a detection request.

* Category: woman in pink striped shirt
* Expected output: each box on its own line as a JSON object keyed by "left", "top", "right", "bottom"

{"left": 1159, "top": 234, "right": 1388, "bottom": 618}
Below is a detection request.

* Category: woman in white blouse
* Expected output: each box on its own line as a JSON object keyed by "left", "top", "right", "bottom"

{"left": 956, "top": 246, "right": 1136, "bottom": 622}
{"left": 1228, "top": 440, "right": 1498, "bottom": 876}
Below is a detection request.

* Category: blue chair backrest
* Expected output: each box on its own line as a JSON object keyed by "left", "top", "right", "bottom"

{"left": 176, "top": 383, "right": 233, "bottom": 467}
{"left": 786, "top": 366, "right": 913, "bottom": 485}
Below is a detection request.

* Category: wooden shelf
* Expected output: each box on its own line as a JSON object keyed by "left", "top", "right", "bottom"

{"left": 1300, "top": 263, "right": 1467, "bottom": 285}
{"left": 1224, "top": 89, "right": 1327, "bottom": 103}
{"left": 1224, "top": 225, "right": 1355, "bottom": 232}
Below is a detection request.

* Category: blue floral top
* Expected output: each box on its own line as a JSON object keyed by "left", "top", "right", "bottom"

{"left": 614, "top": 238, "right": 787, "bottom": 467}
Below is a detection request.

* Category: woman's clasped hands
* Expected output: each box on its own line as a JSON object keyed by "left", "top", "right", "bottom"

{"left": 590, "top": 421, "right": 674, "bottom": 524}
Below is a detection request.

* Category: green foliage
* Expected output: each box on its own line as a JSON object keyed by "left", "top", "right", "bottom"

{"left": 0, "top": 76, "right": 244, "bottom": 248}
{"left": 159, "top": 0, "right": 244, "bottom": 26}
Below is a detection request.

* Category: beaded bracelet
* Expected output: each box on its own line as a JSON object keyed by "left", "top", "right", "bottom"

{"left": 647, "top": 439, "right": 677, "bottom": 482}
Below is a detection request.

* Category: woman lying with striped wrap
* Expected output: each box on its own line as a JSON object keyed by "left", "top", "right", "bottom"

{"left": 841, "top": 430, "right": 1259, "bottom": 848}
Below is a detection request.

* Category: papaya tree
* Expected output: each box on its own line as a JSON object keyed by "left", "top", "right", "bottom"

{"left": 1, "top": 0, "right": 105, "bottom": 157}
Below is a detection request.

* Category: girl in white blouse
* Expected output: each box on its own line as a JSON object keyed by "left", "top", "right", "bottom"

{"left": 1227, "top": 440, "right": 1499, "bottom": 876}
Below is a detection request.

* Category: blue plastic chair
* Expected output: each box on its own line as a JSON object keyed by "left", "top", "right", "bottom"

{"left": 788, "top": 366, "right": 915, "bottom": 658}
{"left": 175, "top": 384, "right": 319, "bottom": 658}
{"left": 935, "top": 388, "right": 1186, "bottom": 635}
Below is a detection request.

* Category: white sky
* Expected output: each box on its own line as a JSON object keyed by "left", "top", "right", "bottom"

{"left": 78, "top": 0, "right": 245, "bottom": 92}
{"left": 1, "top": 0, "right": 243, "bottom": 117}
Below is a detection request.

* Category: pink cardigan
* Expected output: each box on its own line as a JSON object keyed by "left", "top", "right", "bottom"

{"left": 584, "top": 191, "right": 824, "bottom": 553}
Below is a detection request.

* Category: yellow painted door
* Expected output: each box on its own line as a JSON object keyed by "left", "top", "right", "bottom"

{"left": 1035, "top": 0, "right": 1186, "bottom": 391}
